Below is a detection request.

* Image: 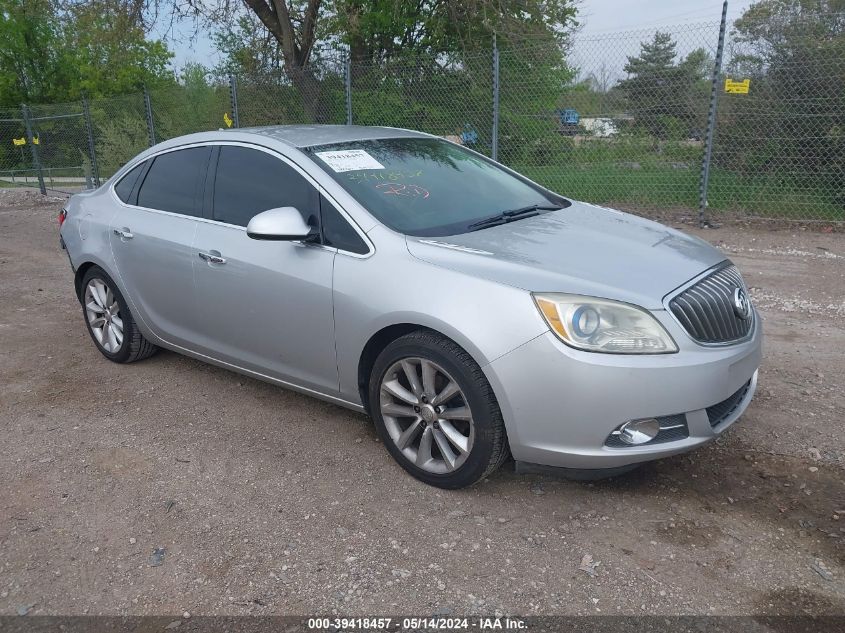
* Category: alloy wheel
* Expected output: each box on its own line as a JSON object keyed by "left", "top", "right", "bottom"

{"left": 379, "top": 357, "right": 475, "bottom": 474}
{"left": 84, "top": 278, "right": 124, "bottom": 353}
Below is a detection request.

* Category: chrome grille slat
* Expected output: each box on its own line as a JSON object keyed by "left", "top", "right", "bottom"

{"left": 668, "top": 264, "right": 753, "bottom": 344}
{"left": 689, "top": 286, "right": 725, "bottom": 340}
{"left": 677, "top": 295, "right": 711, "bottom": 340}
{"left": 707, "top": 285, "right": 729, "bottom": 339}
{"left": 702, "top": 276, "right": 737, "bottom": 338}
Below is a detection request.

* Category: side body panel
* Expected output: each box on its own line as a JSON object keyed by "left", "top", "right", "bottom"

{"left": 191, "top": 222, "right": 338, "bottom": 393}
{"left": 332, "top": 225, "right": 550, "bottom": 404}
{"left": 109, "top": 206, "right": 199, "bottom": 347}
{"left": 61, "top": 191, "right": 117, "bottom": 287}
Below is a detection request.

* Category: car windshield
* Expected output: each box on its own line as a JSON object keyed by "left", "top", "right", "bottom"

{"left": 306, "top": 137, "right": 567, "bottom": 237}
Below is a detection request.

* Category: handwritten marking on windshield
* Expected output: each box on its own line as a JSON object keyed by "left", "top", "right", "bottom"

{"left": 348, "top": 170, "right": 423, "bottom": 183}
{"left": 376, "top": 183, "right": 430, "bottom": 198}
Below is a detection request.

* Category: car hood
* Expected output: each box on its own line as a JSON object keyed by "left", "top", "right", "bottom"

{"left": 405, "top": 201, "right": 726, "bottom": 309}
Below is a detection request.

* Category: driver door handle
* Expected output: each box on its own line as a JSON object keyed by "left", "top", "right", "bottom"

{"left": 113, "top": 228, "right": 133, "bottom": 240}
{"left": 198, "top": 251, "right": 226, "bottom": 265}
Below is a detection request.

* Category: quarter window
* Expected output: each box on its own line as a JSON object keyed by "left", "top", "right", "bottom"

{"left": 114, "top": 161, "right": 146, "bottom": 203}
{"left": 212, "top": 146, "right": 318, "bottom": 227}
{"left": 136, "top": 147, "right": 210, "bottom": 216}
{"left": 320, "top": 196, "right": 368, "bottom": 254}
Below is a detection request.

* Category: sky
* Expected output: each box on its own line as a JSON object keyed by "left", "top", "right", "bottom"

{"left": 577, "top": 0, "right": 755, "bottom": 35}
{"left": 160, "top": 0, "right": 758, "bottom": 72}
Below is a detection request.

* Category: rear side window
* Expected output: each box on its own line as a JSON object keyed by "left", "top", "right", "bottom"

{"left": 137, "top": 147, "right": 210, "bottom": 216}
{"left": 212, "top": 146, "right": 318, "bottom": 227}
{"left": 320, "top": 196, "right": 369, "bottom": 254}
{"left": 114, "top": 162, "right": 145, "bottom": 203}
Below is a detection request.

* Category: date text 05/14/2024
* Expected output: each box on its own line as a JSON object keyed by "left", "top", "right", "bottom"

{"left": 306, "top": 617, "right": 528, "bottom": 630}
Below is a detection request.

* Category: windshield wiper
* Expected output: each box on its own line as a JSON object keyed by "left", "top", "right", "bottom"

{"left": 466, "top": 204, "right": 563, "bottom": 232}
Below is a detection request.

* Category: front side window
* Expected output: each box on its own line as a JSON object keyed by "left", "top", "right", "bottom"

{"left": 212, "top": 146, "right": 317, "bottom": 227}
{"left": 307, "top": 138, "right": 566, "bottom": 237}
{"left": 137, "top": 147, "right": 210, "bottom": 216}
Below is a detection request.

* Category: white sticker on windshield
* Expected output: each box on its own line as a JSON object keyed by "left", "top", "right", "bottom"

{"left": 315, "top": 149, "right": 384, "bottom": 173}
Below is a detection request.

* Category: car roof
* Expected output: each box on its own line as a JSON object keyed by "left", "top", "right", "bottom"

{"left": 236, "top": 124, "right": 431, "bottom": 148}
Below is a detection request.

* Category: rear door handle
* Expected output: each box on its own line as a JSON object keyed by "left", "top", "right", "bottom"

{"left": 198, "top": 251, "right": 226, "bottom": 265}
{"left": 113, "top": 228, "right": 133, "bottom": 240}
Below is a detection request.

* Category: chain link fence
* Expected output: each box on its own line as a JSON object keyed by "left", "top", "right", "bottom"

{"left": 1, "top": 11, "right": 842, "bottom": 224}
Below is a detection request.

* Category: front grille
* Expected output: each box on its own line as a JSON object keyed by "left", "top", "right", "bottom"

{"left": 669, "top": 265, "right": 753, "bottom": 344}
{"left": 707, "top": 380, "right": 752, "bottom": 428}
{"left": 605, "top": 414, "right": 689, "bottom": 447}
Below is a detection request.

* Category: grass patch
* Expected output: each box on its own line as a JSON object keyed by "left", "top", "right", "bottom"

{"left": 516, "top": 157, "right": 843, "bottom": 222}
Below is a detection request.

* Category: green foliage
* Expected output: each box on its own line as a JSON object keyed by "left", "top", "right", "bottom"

{"left": 0, "top": 0, "right": 75, "bottom": 104}
{"left": 350, "top": 53, "right": 493, "bottom": 144}
{"left": 152, "top": 64, "right": 230, "bottom": 140}
{"left": 95, "top": 112, "right": 149, "bottom": 176}
{"left": 212, "top": 13, "right": 284, "bottom": 82}
{"left": 0, "top": 0, "right": 173, "bottom": 107}
{"left": 64, "top": 2, "right": 173, "bottom": 98}
{"left": 333, "top": 0, "right": 577, "bottom": 63}
{"left": 616, "top": 32, "right": 710, "bottom": 140}
{"left": 715, "top": 0, "right": 845, "bottom": 205}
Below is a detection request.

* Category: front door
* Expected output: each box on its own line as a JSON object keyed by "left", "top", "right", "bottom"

{"left": 191, "top": 144, "right": 338, "bottom": 393}
{"left": 109, "top": 146, "right": 211, "bottom": 347}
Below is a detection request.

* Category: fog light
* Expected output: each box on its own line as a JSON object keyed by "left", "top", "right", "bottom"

{"left": 618, "top": 418, "right": 660, "bottom": 445}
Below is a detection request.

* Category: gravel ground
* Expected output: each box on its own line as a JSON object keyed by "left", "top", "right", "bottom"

{"left": 0, "top": 189, "right": 843, "bottom": 617}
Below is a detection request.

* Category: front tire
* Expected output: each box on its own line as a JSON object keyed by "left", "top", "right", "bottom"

{"left": 80, "top": 266, "right": 157, "bottom": 363}
{"left": 368, "top": 330, "right": 509, "bottom": 489}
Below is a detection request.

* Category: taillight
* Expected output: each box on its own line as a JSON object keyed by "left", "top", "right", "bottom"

{"left": 58, "top": 208, "right": 67, "bottom": 226}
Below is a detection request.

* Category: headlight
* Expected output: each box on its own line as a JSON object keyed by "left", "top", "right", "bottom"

{"left": 533, "top": 293, "right": 678, "bottom": 354}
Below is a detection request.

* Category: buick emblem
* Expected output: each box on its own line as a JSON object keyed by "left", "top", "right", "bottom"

{"left": 732, "top": 288, "right": 752, "bottom": 320}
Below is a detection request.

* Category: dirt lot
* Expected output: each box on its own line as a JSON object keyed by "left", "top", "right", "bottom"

{"left": 1, "top": 189, "right": 843, "bottom": 617}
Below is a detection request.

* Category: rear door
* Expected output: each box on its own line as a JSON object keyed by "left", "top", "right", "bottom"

{"left": 109, "top": 145, "right": 211, "bottom": 347}
{"left": 191, "top": 144, "right": 338, "bottom": 393}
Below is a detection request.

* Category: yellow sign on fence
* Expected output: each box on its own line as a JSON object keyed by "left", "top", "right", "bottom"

{"left": 223, "top": 112, "right": 233, "bottom": 128}
{"left": 12, "top": 137, "right": 26, "bottom": 146}
{"left": 725, "top": 78, "right": 751, "bottom": 94}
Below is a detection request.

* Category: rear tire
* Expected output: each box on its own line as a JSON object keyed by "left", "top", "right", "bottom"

{"left": 80, "top": 266, "right": 158, "bottom": 364}
{"left": 368, "top": 330, "right": 509, "bottom": 489}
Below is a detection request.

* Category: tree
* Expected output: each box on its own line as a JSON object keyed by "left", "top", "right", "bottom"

{"left": 617, "top": 32, "right": 710, "bottom": 140}
{"left": 235, "top": 0, "right": 325, "bottom": 119}
{"left": 0, "top": 0, "right": 173, "bottom": 107}
{"left": 333, "top": 0, "right": 576, "bottom": 67}
{"left": 0, "top": 0, "right": 75, "bottom": 104}
{"left": 212, "top": 12, "right": 285, "bottom": 81}
{"left": 64, "top": 1, "right": 173, "bottom": 97}
{"left": 199, "top": 0, "right": 576, "bottom": 120}
{"left": 718, "top": 0, "right": 845, "bottom": 210}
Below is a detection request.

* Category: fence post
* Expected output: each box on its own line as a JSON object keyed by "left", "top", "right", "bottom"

{"left": 698, "top": 0, "right": 729, "bottom": 228}
{"left": 81, "top": 93, "right": 100, "bottom": 187}
{"left": 491, "top": 35, "right": 500, "bottom": 162}
{"left": 229, "top": 75, "right": 240, "bottom": 128}
{"left": 21, "top": 104, "right": 46, "bottom": 195}
{"left": 345, "top": 50, "right": 353, "bottom": 126}
{"left": 143, "top": 85, "right": 156, "bottom": 147}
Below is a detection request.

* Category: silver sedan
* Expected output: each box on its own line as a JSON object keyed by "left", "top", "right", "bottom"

{"left": 59, "top": 125, "right": 762, "bottom": 489}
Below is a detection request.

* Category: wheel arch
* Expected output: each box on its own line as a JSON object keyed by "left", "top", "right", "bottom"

{"left": 74, "top": 261, "right": 98, "bottom": 302}
{"left": 356, "top": 321, "right": 491, "bottom": 415}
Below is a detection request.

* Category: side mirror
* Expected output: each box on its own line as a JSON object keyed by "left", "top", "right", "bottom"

{"left": 246, "top": 207, "right": 316, "bottom": 241}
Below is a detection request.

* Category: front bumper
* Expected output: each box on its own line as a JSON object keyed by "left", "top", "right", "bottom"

{"left": 484, "top": 310, "right": 762, "bottom": 469}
